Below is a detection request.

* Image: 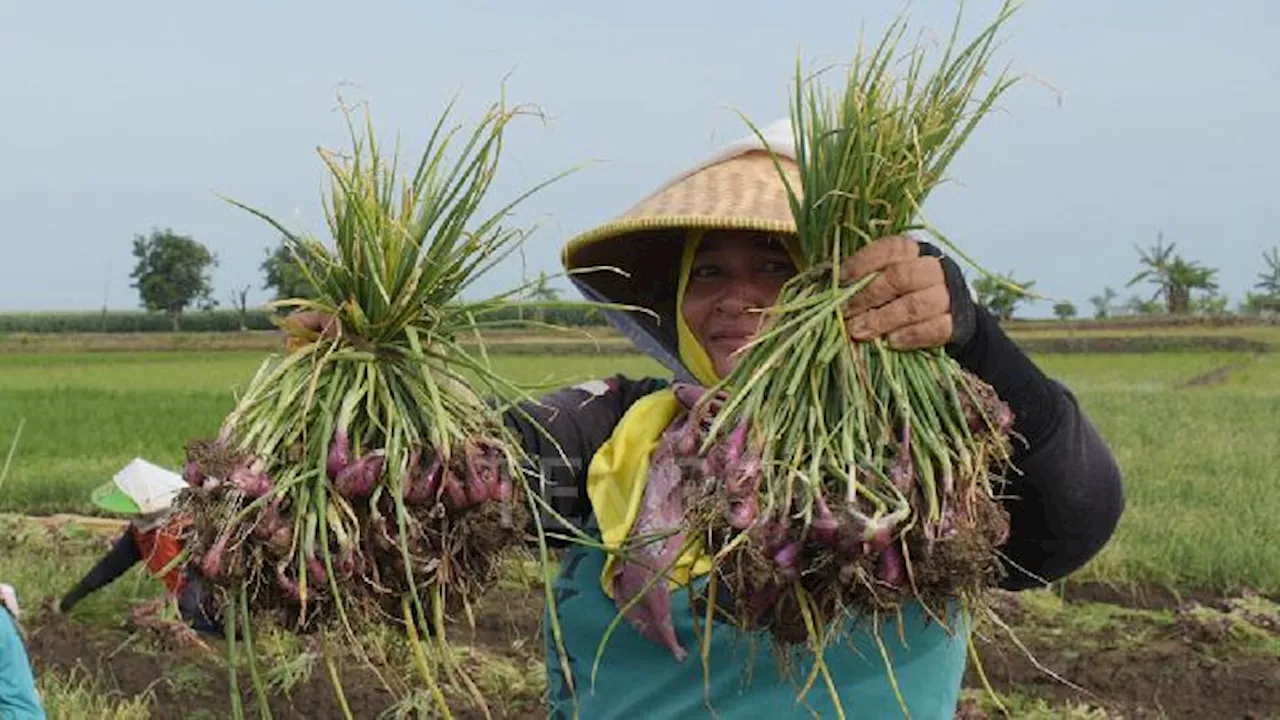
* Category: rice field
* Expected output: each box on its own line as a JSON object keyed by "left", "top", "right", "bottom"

{"left": 2, "top": 347, "right": 1277, "bottom": 596}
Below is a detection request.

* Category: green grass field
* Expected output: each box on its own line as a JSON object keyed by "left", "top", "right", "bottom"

{"left": 2, "top": 347, "right": 1277, "bottom": 597}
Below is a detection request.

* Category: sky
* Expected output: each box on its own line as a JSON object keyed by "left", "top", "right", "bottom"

{"left": 1, "top": 0, "right": 1276, "bottom": 318}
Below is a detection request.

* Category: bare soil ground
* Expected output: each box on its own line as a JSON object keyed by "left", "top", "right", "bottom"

{"left": 26, "top": 584, "right": 548, "bottom": 719}
{"left": 22, "top": 578, "right": 1280, "bottom": 719}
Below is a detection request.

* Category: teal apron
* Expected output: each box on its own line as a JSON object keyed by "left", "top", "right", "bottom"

{"left": 545, "top": 544, "right": 970, "bottom": 719}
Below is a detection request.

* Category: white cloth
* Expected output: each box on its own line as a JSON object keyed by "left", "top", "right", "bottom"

{"left": 113, "top": 458, "right": 188, "bottom": 515}
{"left": 709, "top": 117, "right": 798, "bottom": 164}
{"left": 0, "top": 584, "right": 18, "bottom": 618}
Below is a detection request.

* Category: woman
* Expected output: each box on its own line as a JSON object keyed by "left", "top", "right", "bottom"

{"left": 499, "top": 122, "right": 1125, "bottom": 719}
{"left": 1, "top": 582, "right": 45, "bottom": 718}
{"left": 53, "top": 459, "right": 220, "bottom": 637}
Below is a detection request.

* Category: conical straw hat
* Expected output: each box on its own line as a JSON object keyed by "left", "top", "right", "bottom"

{"left": 90, "top": 458, "right": 188, "bottom": 516}
{"left": 562, "top": 119, "right": 801, "bottom": 332}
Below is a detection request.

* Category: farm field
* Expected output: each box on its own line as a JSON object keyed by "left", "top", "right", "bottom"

{"left": 1, "top": 342, "right": 1278, "bottom": 717}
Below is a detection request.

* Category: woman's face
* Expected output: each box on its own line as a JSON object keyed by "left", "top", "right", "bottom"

{"left": 681, "top": 230, "right": 797, "bottom": 378}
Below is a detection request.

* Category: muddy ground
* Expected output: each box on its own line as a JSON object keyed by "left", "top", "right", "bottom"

{"left": 22, "top": 576, "right": 1280, "bottom": 719}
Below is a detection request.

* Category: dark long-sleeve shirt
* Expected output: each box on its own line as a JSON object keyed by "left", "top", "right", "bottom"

{"left": 506, "top": 307, "right": 1125, "bottom": 591}
{"left": 59, "top": 531, "right": 141, "bottom": 612}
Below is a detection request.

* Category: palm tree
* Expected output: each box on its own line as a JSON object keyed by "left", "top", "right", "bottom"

{"left": 1088, "top": 286, "right": 1118, "bottom": 319}
{"left": 1123, "top": 294, "right": 1162, "bottom": 316}
{"left": 973, "top": 272, "right": 1035, "bottom": 322}
{"left": 1247, "top": 247, "right": 1280, "bottom": 315}
{"left": 1164, "top": 258, "right": 1218, "bottom": 314}
{"left": 521, "top": 271, "right": 561, "bottom": 323}
{"left": 1126, "top": 232, "right": 1218, "bottom": 314}
{"left": 527, "top": 272, "right": 561, "bottom": 303}
{"left": 1256, "top": 247, "right": 1280, "bottom": 297}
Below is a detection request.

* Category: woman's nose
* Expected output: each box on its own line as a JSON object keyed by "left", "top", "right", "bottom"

{"left": 714, "top": 280, "right": 769, "bottom": 314}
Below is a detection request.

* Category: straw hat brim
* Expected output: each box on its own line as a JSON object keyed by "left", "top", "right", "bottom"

{"left": 91, "top": 481, "right": 143, "bottom": 515}
{"left": 562, "top": 150, "right": 801, "bottom": 329}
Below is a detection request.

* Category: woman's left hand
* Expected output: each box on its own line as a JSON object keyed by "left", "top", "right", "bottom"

{"left": 840, "top": 235, "right": 976, "bottom": 353}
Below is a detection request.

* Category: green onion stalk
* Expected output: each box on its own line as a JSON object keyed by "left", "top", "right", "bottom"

{"left": 174, "top": 97, "right": 571, "bottom": 719}
{"left": 683, "top": 2, "right": 1025, "bottom": 655}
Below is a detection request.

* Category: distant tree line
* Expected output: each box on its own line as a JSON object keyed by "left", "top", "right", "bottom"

{"left": 0, "top": 310, "right": 278, "bottom": 334}
{"left": 37, "top": 226, "right": 1280, "bottom": 333}
{"left": 95, "top": 229, "right": 605, "bottom": 333}
{"left": 966, "top": 232, "right": 1280, "bottom": 322}
{"left": 0, "top": 306, "right": 608, "bottom": 334}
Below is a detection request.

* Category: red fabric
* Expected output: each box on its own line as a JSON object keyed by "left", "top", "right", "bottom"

{"left": 129, "top": 515, "right": 190, "bottom": 596}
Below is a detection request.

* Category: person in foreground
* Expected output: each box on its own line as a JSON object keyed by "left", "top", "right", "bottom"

{"left": 0, "top": 583, "right": 45, "bottom": 718}
{"left": 288, "top": 121, "right": 1125, "bottom": 718}
{"left": 498, "top": 122, "right": 1126, "bottom": 719}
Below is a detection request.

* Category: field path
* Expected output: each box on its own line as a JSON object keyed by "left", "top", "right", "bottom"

{"left": 1176, "top": 355, "right": 1259, "bottom": 389}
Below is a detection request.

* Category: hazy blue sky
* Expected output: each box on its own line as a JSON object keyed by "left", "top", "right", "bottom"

{"left": 1, "top": 1, "right": 1276, "bottom": 317}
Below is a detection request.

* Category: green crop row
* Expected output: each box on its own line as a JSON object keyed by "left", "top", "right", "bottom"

{"left": 0, "top": 304, "right": 613, "bottom": 334}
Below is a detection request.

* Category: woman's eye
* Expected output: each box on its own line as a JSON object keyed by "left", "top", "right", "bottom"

{"left": 691, "top": 264, "right": 720, "bottom": 279}
{"left": 762, "top": 260, "right": 795, "bottom": 274}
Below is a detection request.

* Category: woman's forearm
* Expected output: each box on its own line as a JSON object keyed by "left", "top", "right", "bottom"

{"left": 952, "top": 308, "right": 1126, "bottom": 589}
{"left": 60, "top": 531, "right": 142, "bottom": 611}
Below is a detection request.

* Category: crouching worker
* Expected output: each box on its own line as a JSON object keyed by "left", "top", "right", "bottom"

{"left": 53, "top": 459, "right": 221, "bottom": 640}
{"left": 1, "top": 582, "right": 46, "bottom": 718}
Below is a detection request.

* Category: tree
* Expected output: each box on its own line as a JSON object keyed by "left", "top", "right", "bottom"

{"left": 1192, "top": 292, "right": 1229, "bottom": 316}
{"left": 1254, "top": 246, "right": 1280, "bottom": 300}
{"left": 1165, "top": 258, "right": 1219, "bottom": 313}
{"left": 972, "top": 272, "right": 1035, "bottom": 322}
{"left": 229, "top": 285, "right": 251, "bottom": 331}
{"left": 526, "top": 271, "right": 562, "bottom": 303}
{"left": 519, "top": 271, "right": 562, "bottom": 322}
{"left": 1240, "top": 292, "right": 1280, "bottom": 316}
{"left": 1088, "top": 286, "right": 1118, "bottom": 319}
{"left": 1123, "top": 294, "right": 1162, "bottom": 316}
{"left": 1240, "top": 248, "right": 1280, "bottom": 316}
{"left": 261, "top": 238, "right": 319, "bottom": 301}
{"left": 1052, "top": 301, "right": 1077, "bottom": 320}
{"left": 129, "top": 228, "right": 217, "bottom": 331}
{"left": 1126, "top": 232, "right": 1219, "bottom": 314}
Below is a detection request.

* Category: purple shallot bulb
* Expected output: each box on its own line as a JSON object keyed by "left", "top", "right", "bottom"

{"left": 809, "top": 493, "right": 839, "bottom": 546}
{"left": 306, "top": 556, "right": 327, "bottom": 586}
{"left": 724, "top": 495, "right": 758, "bottom": 529}
{"left": 441, "top": 465, "right": 468, "bottom": 510}
{"left": 276, "top": 565, "right": 301, "bottom": 601}
{"left": 327, "top": 429, "right": 351, "bottom": 481}
{"left": 672, "top": 382, "right": 707, "bottom": 410}
{"left": 182, "top": 460, "right": 203, "bottom": 487}
{"left": 230, "top": 460, "right": 273, "bottom": 498}
{"left": 772, "top": 540, "right": 802, "bottom": 582}
{"left": 876, "top": 543, "right": 905, "bottom": 589}
{"left": 725, "top": 422, "right": 749, "bottom": 467}
{"left": 334, "top": 453, "right": 381, "bottom": 499}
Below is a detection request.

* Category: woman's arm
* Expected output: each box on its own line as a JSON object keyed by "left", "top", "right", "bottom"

{"left": 841, "top": 237, "right": 1125, "bottom": 590}
{"left": 59, "top": 530, "right": 142, "bottom": 612}
{"left": 951, "top": 307, "right": 1125, "bottom": 590}
{"left": 503, "top": 376, "right": 669, "bottom": 540}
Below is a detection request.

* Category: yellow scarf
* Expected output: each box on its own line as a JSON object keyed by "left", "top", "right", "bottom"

{"left": 588, "top": 230, "right": 804, "bottom": 596}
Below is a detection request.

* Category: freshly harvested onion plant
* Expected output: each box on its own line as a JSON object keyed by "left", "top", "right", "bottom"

{"left": 177, "top": 96, "right": 570, "bottom": 719}
{"left": 604, "top": 3, "right": 1027, "bottom": 715}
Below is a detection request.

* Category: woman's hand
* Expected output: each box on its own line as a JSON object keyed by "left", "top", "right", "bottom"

{"left": 840, "top": 235, "right": 977, "bottom": 354}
